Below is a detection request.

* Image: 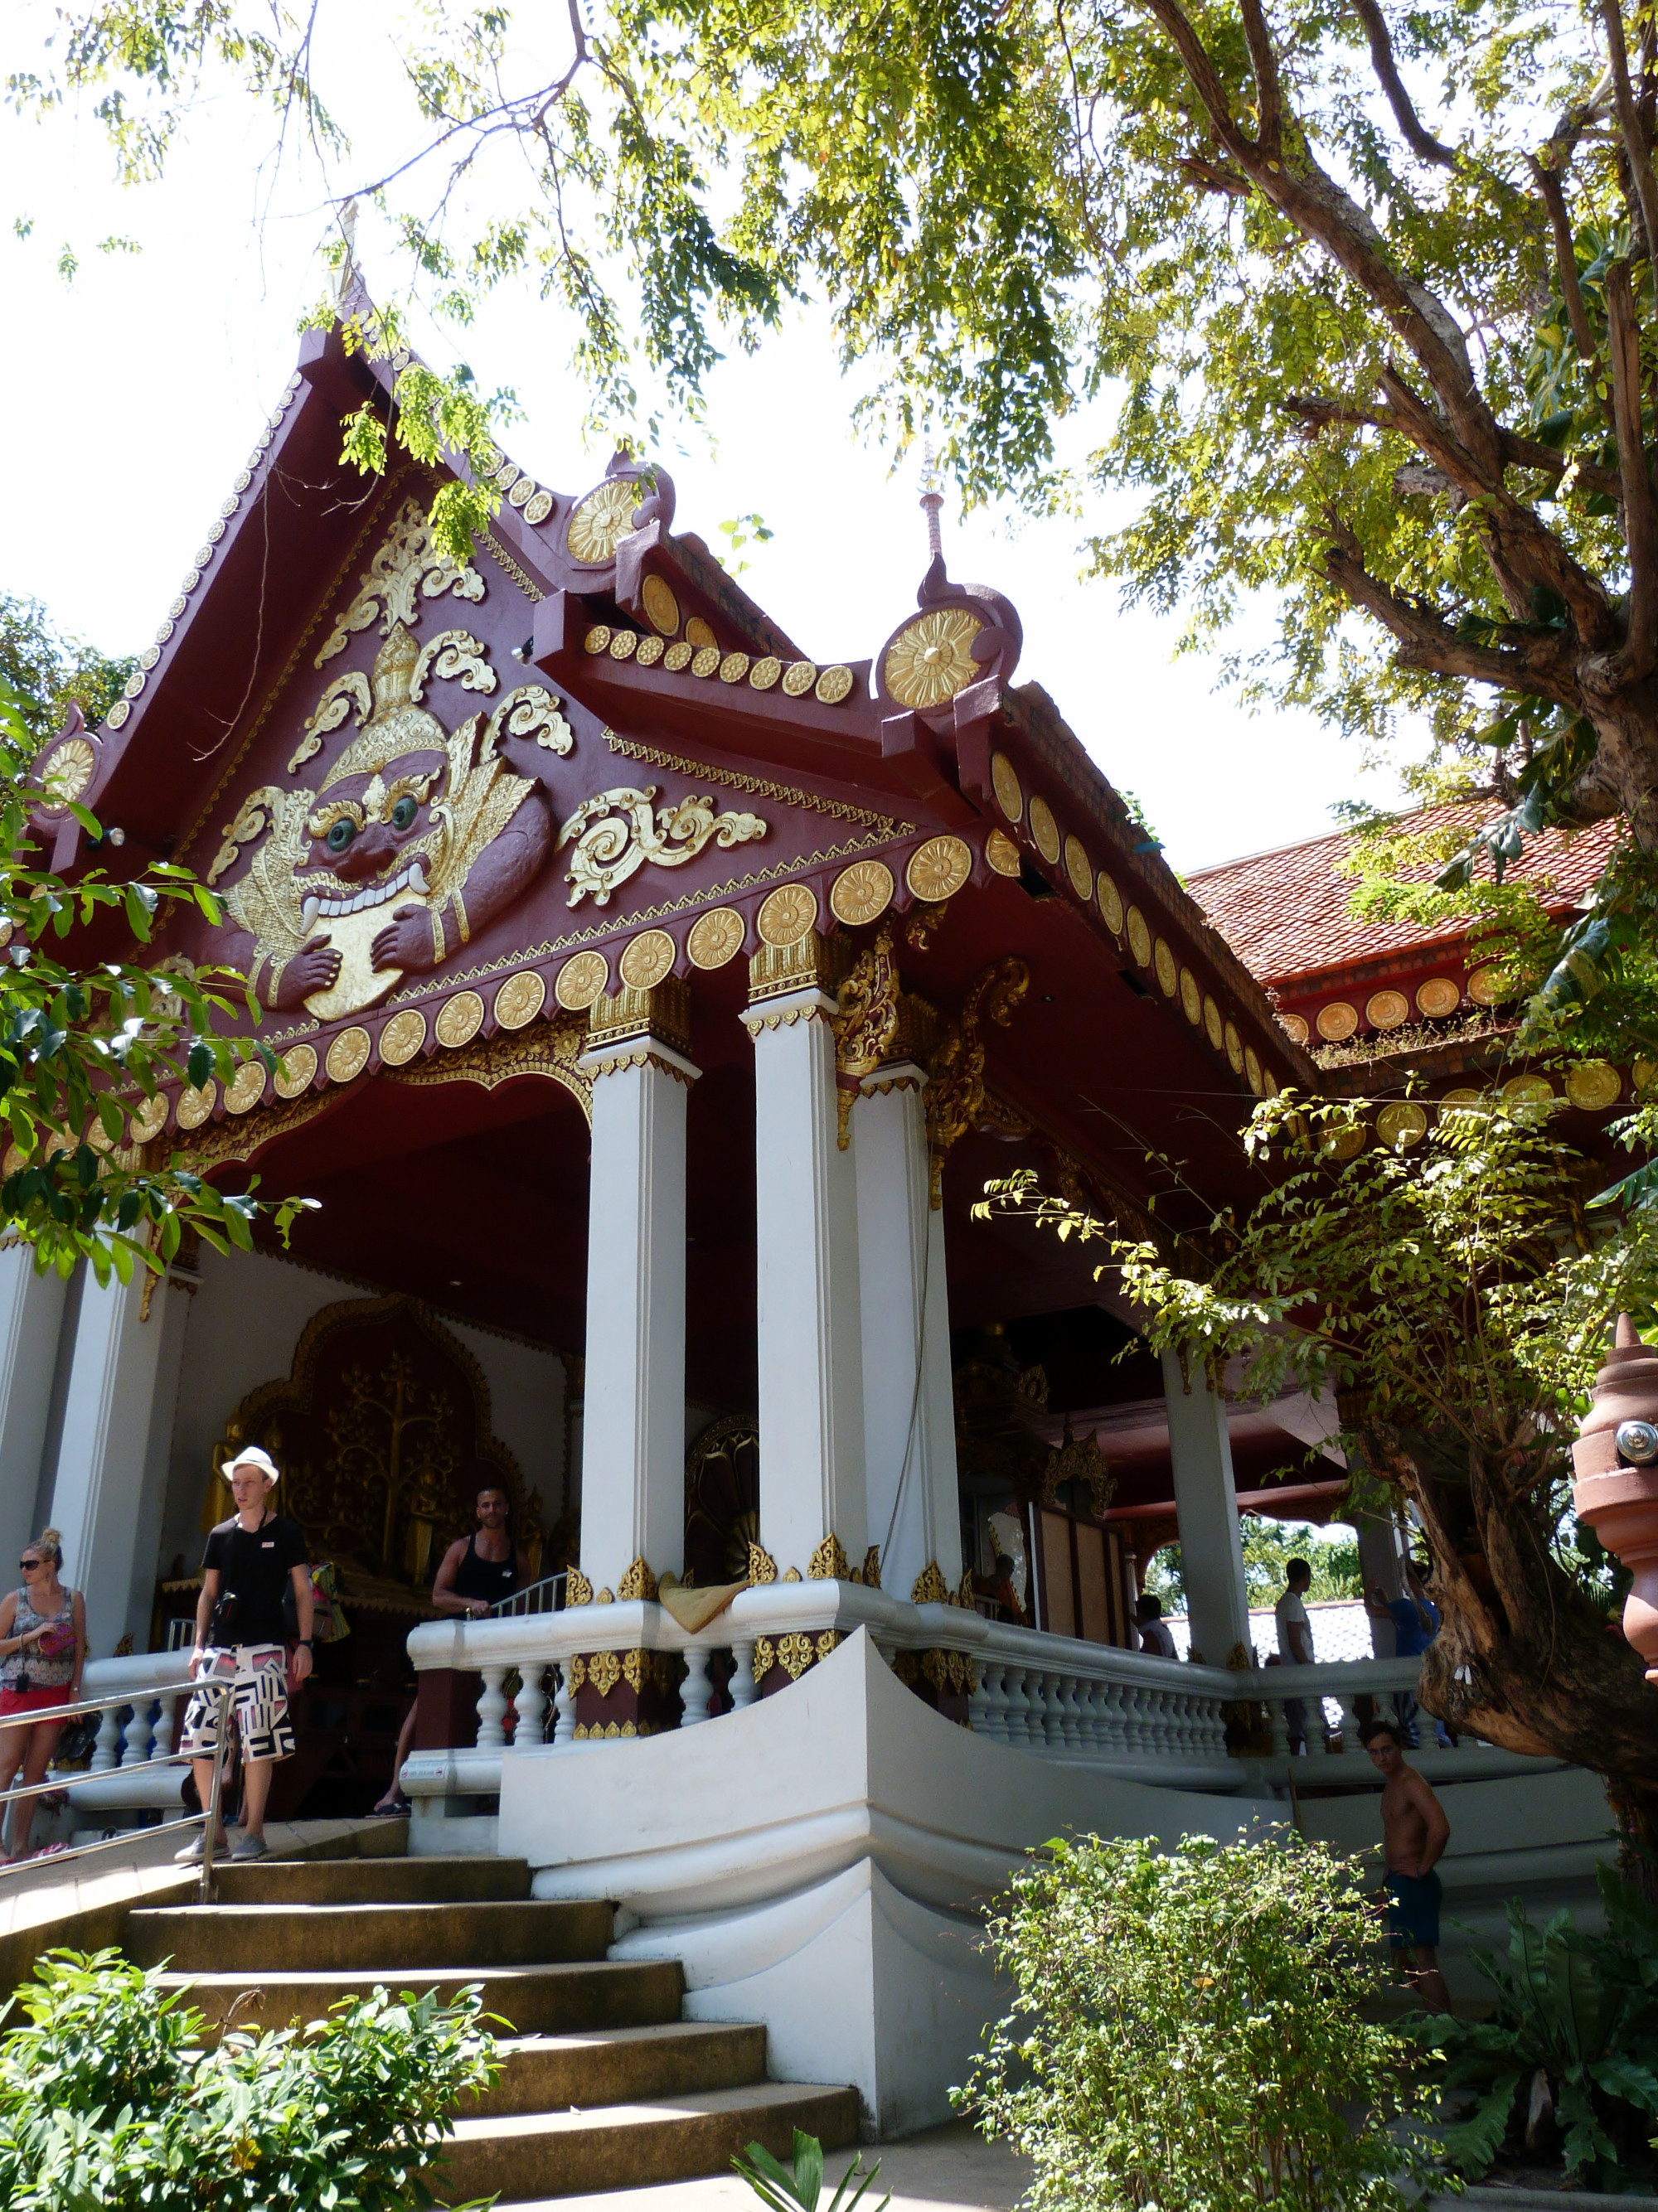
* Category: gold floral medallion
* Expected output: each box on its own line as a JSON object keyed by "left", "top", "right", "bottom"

{"left": 619, "top": 928, "right": 676, "bottom": 990}
{"left": 815, "top": 664, "right": 855, "bottom": 705}
{"left": 1126, "top": 905, "right": 1151, "bottom": 967}
{"left": 508, "top": 476, "right": 536, "bottom": 509}
{"left": 664, "top": 641, "right": 694, "bottom": 673}
{"left": 1205, "top": 996, "right": 1225, "bottom": 1051}
{"left": 225, "top": 1061, "right": 267, "bottom": 1116}
{"left": 1028, "top": 795, "right": 1060, "bottom": 864}
{"left": 687, "top": 906, "right": 745, "bottom": 969}
{"left": 435, "top": 991, "right": 484, "bottom": 1049}
{"left": 177, "top": 1081, "right": 216, "bottom": 1130}
{"left": 495, "top": 970, "right": 547, "bottom": 1030}
{"left": 905, "top": 835, "right": 972, "bottom": 903}
{"left": 325, "top": 1026, "right": 371, "bottom": 1084}
{"left": 1180, "top": 968, "right": 1202, "bottom": 1025}
{"left": 379, "top": 1009, "right": 427, "bottom": 1064}
{"left": 1365, "top": 988, "right": 1410, "bottom": 1030}
{"left": 556, "top": 950, "right": 609, "bottom": 1010}
{"left": 1415, "top": 976, "right": 1461, "bottom": 1018}
{"left": 1467, "top": 963, "right": 1513, "bottom": 1006}
{"left": 1316, "top": 1000, "right": 1359, "bottom": 1041}
{"left": 1277, "top": 1010, "right": 1310, "bottom": 1044}
{"left": 990, "top": 750, "right": 1022, "bottom": 823}
{"left": 758, "top": 883, "right": 819, "bottom": 947}
{"left": 985, "top": 828, "right": 1020, "bottom": 878}
{"left": 37, "top": 736, "right": 96, "bottom": 810}
{"left": 609, "top": 629, "right": 638, "bottom": 660}
{"left": 1064, "top": 836, "right": 1093, "bottom": 903}
{"left": 1564, "top": 1059, "right": 1622, "bottom": 1111}
{"left": 781, "top": 661, "right": 817, "bottom": 696}
{"left": 129, "top": 1091, "right": 171, "bottom": 1144}
{"left": 523, "top": 490, "right": 554, "bottom": 525}
{"left": 567, "top": 478, "right": 640, "bottom": 564}
{"left": 584, "top": 625, "right": 613, "bottom": 655}
{"left": 691, "top": 645, "right": 721, "bottom": 679}
{"left": 1097, "top": 872, "right": 1124, "bottom": 935}
{"left": 686, "top": 616, "right": 718, "bottom": 651}
{"left": 273, "top": 1043, "right": 318, "bottom": 1099}
{"left": 1154, "top": 938, "right": 1178, "bottom": 997}
{"left": 719, "top": 652, "right": 751, "bottom": 685}
{"left": 642, "top": 574, "right": 681, "bottom": 636}
{"left": 749, "top": 656, "right": 782, "bottom": 691}
{"left": 635, "top": 634, "right": 664, "bottom": 666}
{"left": 1502, "top": 1072, "right": 1554, "bottom": 1104}
{"left": 831, "top": 859, "right": 895, "bottom": 927}
{"left": 1244, "top": 1047, "right": 1263, "bottom": 1096}
{"left": 1376, "top": 1101, "right": 1428, "bottom": 1149}
{"left": 1224, "top": 1020, "right": 1244, "bottom": 1074}
{"left": 882, "top": 607, "right": 983, "bottom": 709}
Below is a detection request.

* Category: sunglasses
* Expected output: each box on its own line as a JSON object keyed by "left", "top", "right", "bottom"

{"left": 18, "top": 1558, "right": 44, "bottom": 1571}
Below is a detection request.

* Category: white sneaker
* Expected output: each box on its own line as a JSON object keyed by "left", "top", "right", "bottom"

{"left": 230, "top": 1832, "right": 268, "bottom": 1861}
{"left": 173, "top": 1832, "right": 207, "bottom": 1864}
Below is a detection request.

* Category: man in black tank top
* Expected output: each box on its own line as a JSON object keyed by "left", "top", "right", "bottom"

{"left": 431, "top": 1483, "right": 529, "bottom": 1619}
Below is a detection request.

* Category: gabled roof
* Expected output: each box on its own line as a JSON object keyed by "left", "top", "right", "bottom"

{"left": 1188, "top": 805, "right": 1619, "bottom": 989}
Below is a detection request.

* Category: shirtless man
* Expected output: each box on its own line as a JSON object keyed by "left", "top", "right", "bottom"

{"left": 1360, "top": 1716, "right": 1452, "bottom": 2011}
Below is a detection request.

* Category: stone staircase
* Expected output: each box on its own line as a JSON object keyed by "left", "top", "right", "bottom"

{"left": 124, "top": 1851, "right": 859, "bottom": 2203}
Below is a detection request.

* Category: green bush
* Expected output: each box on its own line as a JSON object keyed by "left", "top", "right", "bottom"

{"left": 959, "top": 1832, "right": 1442, "bottom": 2212}
{"left": 1408, "top": 1866, "right": 1658, "bottom": 2191}
{"left": 0, "top": 1948, "right": 500, "bottom": 2211}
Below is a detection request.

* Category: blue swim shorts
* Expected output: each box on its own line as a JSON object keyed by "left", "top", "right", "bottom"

{"left": 1386, "top": 1867, "right": 1442, "bottom": 1949}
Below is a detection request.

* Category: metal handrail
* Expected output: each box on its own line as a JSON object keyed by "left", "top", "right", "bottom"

{"left": 0, "top": 1672, "right": 231, "bottom": 1903}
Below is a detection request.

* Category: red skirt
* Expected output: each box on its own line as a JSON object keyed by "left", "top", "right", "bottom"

{"left": 0, "top": 1686, "right": 71, "bottom": 1719}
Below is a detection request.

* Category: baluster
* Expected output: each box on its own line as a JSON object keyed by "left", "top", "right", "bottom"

{"left": 1059, "top": 1676, "right": 1085, "bottom": 1752}
{"left": 1331, "top": 1693, "right": 1360, "bottom": 1758}
{"left": 730, "top": 1642, "right": 759, "bottom": 1709}
{"left": 1070, "top": 1677, "right": 1098, "bottom": 1754}
{"left": 121, "top": 1698, "right": 156, "bottom": 1767}
{"left": 681, "top": 1649, "right": 714, "bottom": 1725}
{"left": 1117, "top": 1682, "right": 1143, "bottom": 1755}
{"left": 1037, "top": 1672, "right": 1063, "bottom": 1750}
{"left": 1177, "top": 1692, "right": 1199, "bottom": 1756}
{"left": 967, "top": 1662, "right": 995, "bottom": 1737}
{"left": 1202, "top": 1695, "right": 1227, "bottom": 1757}
{"left": 1097, "top": 1679, "right": 1128, "bottom": 1754}
{"left": 551, "top": 1662, "right": 578, "bottom": 1745}
{"left": 513, "top": 1663, "right": 548, "bottom": 1749}
{"left": 1003, "top": 1667, "right": 1035, "bottom": 1747}
{"left": 152, "top": 1693, "right": 180, "bottom": 1760}
{"left": 1265, "top": 1689, "right": 1292, "bottom": 1759}
{"left": 90, "top": 1701, "right": 124, "bottom": 1772}
{"left": 1144, "top": 1685, "right": 1174, "bottom": 1758}
{"left": 475, "top": 1665, "right": 509, "bottom": 1750}
{"left": 977, "top": 1662, "right": 1008, "bottom": 1741}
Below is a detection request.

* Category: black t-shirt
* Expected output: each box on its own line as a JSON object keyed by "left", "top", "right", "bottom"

{"left": 201, "top": 1513, "right": 308, "bottom": 1647}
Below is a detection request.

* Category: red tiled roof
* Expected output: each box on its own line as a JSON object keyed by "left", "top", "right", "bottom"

{"left": 1188, "top": 806, "right": 1618, "bottom": 987}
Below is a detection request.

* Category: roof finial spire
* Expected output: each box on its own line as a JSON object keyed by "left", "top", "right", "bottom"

{"left": 919, "top": 440, "right": 944, "bottom": 565}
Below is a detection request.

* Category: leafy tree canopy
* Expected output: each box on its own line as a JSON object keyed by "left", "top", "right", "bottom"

{"left": 0, "top": 594, "right": 133, "bottom": 747}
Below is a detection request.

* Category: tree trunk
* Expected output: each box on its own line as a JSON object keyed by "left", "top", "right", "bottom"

{"left": 1364, "top": 1425, "right": 1658, "bottom": 1816}
{"left": 1579, "top": 684, "right": 1658, "bottom": 846}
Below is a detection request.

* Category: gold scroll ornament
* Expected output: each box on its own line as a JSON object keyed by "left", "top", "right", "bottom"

{"left": 556, "top": 787, "right": 767, "bottom": 908}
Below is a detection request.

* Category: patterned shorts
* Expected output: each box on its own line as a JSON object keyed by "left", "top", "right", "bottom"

{"left": 180, "top": 1644, "right": 294, "bottom": 1764}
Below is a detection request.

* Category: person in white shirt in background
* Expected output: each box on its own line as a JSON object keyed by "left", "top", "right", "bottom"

{"left": 1134, "top": 1592, "right": 1179, "bottom": 1659}
{"left": 1274, "top": 1557, "right": 1325, "bottom": 1753}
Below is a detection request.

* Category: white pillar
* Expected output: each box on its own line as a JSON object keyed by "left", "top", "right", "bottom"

{"left": 1355, "top": 1511, "right": 1405, "bottom": 1656}
{"left": 855, "top": 1065, "right": 960, "bottom": 1599}
{"left": 577, "top": 1013, "right": 696, "bottom": 1594}
{"left": 46, "top": 1264, "right": 189, "bottom": 1654}
{"left": 1160, "top": 1348, "right": 1252, "bottom": 1666}
{"left": 0, "top": 1245, "right": 70, "bottom": 1573}
{"left": 744, "top": 962, "right": 867, "bottom": 1576}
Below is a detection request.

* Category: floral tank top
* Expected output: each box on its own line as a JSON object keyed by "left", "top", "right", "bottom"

{"left": 1, "top": 1586, "right": 76, "bottom": 1690}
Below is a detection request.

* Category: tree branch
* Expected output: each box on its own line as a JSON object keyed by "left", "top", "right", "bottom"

{"left": 1238, "top": 0, "right": 1284, "bottom": 156}
{"left": 1349, "top": 0, "right": 1456, "bottom": 168}
{"left": 1597, "top": 0, "right": 1658, "bottom": 260}
{"left": 1602, "top": 258, "right": 1658, "bottom": 681}
{"left": 1529, "top": 143, "right": 1599, "bottom": 363}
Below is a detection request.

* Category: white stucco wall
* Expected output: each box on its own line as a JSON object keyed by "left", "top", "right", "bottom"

{"left": 157, "top": 1247, "right": 567, "bottom": 1584}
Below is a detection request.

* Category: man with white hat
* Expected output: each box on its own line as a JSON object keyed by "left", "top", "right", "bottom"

{"left": 177, "top": 1446, "right": 313, "bottom": 1863}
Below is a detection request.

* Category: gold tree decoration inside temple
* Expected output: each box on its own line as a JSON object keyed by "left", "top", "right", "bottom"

{"left": 325, "top": 1351, "right": 458, "bottom": 1585}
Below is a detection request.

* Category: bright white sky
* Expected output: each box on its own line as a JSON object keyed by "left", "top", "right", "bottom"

{"left": 0, "top": 6, "right": 1413, "bottom": 874}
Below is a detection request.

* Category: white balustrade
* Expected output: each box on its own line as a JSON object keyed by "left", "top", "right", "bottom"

{"left": 730, "top": 1643, "right": 759, "bottom": 1708}
{"left": 681, "top": 1650, "right": 713, "bottom": 1726}
{"left": 512, "top": 1663, "right": 548, "bottom": 1750}
{"left": 475, "top": 1666, "right": 509, "bottom": 1750}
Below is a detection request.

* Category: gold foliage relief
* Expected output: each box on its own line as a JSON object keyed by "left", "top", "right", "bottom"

{"left": 316, "top": 497, "right": 486, "bottom": 666}
{"left": 556, "top": 786, "right": 768, "bottom": 908}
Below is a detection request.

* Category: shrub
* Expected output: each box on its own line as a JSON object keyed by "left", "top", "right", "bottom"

{"left": 0, "top": 1948, "right": 499, "bottom": 2211}
{"left": 959, "top": 1831, "right": 1442, "bottom": 2212}
{"left": 1408, "top": 1866, "right": 1658, "bottom": 2191}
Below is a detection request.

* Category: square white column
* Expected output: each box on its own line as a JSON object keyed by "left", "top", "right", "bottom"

{"left": 47, "top": 1263, "right": 191, "bottom": 1653}
{"left": 1160, "top": 1346, "right": 1253, "bottom": 1665}
{"left": 744, "top": 980, "right": 867, "bottom": 1576}
{"left": 855, "top": 1066, "right": 960, "bottom": 1599}
{"left": 576, "top": 1021, "right": 696, "bottom": 1595}
{"left": 0, "top": 1245, "right": 69, "bottom": 1574}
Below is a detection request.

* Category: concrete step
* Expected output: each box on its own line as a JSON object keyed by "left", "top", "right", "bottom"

{"left": 158, "top": 1958, "right": 686, "bottom": 2035}
{"left": 469, "top": 2021, "right": 769, "bottom": 2118}
{"left": 440, "top": 2079, "right": 861, "bottom": 2203}
{"left": 213, "top": 1853, "right": 530, "bottom": 1906}
{"left": 129, "top": 1899, "right": 611, "bottom": 1972}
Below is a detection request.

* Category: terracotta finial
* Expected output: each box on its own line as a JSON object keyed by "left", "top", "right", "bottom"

{"left": 1617, "top": 1313, "right": 1643, "bottom": 1348}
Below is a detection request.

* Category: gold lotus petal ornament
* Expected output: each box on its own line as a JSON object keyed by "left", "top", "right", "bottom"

{"left": 831, "top": 859, "right": 895, "bottom": 927}
{"left": 691, "top": 646, "right": 721, "bottom": 679}
{"left": 749, "top": 656, "right": 782, "bottom": 691}
{"left": 225, "top": 1061, "right": 267, "bottom": 1116}
{"left": 758, "top": 883, "right": 819, "bottom": 947}
{"left": 523, "top": 490, "right": 554, "bottom": 526}
{"left": 495, "top": 970, "right": 547, "bottom": 1030}
{"left": 906, "top": 835, "right": 972, "bottom": 903}
{"left": 177, "top": 1082, "right": 216, "bottom": 1130}
{"left": 883, "top": 608, "right": 983, "bottom": 709}
{"left": 436, "top": 991, "right": 485, "bottom": 1049}
{"left": 781, "top": 661, "right": 817, "bottom": 697}
{"left": 274, "top": 1044, "right": 318, "bottom": 1099}
{"left": 567, "top": 478, "right": 641, "bottom": 564}
{"left": 379, "top": 1009, "right": 427, "bottom": 1066}
{"left": 619, "top": 929, "right": 676, "bottom": 990}
{"left": 130, "top": 1091, "right": 171, "bottom": 1143}
{"left": 719, "top": 652, "right": 751, "bottom": 685}
{"left": 687, "top": 907, "right": 744, "bottom": 969}
{"left": 325, "top": 1026, "right": 371, "bottom": 1084}
{"left": 635, "top": 634, "right": 664, "bottom": 667}
{"left": 815, "top": 665, "right": 855, "bottom": 705}
{"left": 608, "top": 629, "right": 638, "bottom": 660}
{"left": 37, "top": 736, "right": 97, "bottom": 811}
{"left": 985, "top": 829, "right": 1021, "bottom": 878}
{"left": 1244, "top": 1047, "right": 1263, "bottom": 1096}
{"left": 556, "top": 951, "right": 610, "bottom": 1010}
{"left": 1224, "top": 1020, "right": 1244, "bottom": 1074}
{"left": 584, "top": 626, "right": 613, "bottom": 656}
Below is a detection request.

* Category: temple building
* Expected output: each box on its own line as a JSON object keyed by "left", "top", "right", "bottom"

{"left": 1, "top": 305, "right": 1631, "bottom": 2132}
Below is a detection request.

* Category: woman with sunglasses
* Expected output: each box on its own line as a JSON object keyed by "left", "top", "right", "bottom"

{"left": 0, "top": 1530, "right": 86, "bottom": 1862}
